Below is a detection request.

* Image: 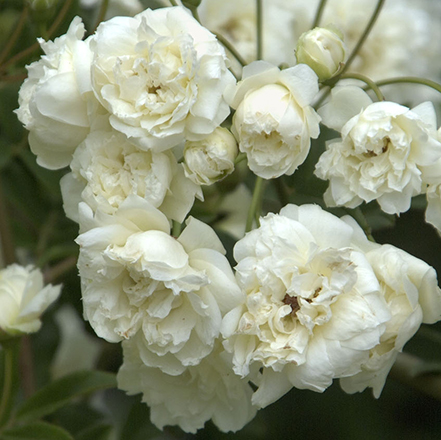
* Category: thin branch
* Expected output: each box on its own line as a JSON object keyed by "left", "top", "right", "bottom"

{"left": 246, "top": 176, "right": 264, "bottom": 232}
{"left": 256, "top": 0, "right": 263, "bottom": 60}
{"left": 390, "top": 352, "right": 441, "bottom": 401}
{"left": 0, "top": 5, "right": 29, "bottom": 67}
{"left": 312, "top": 0, "right": 328, "bottom": 29}
{"left": 92, "top": 0, "right": 110, "bottom": 32}
{"left": 339, "top": 72, "right": 384, "bottom": 101}
{"left": 374, "top": 76, "right": 441, "bottom": 96}
{"left": 342, "top": 0, "right": 385, "bottom": 74}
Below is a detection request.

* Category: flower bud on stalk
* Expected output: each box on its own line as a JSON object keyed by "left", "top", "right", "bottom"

{"left": 296, "top": 26, "right": 346, "bottom": 82}
{"left": 183, "top": 127, "right": 238, "bottom": 186}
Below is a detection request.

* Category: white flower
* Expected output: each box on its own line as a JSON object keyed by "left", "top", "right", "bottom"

{"left": 76, "top": 195, "right": 243, "bottom": 372}
{"left": 0, "top": 264, "right": 61, "bottom": 337}
{"left": 183, "top": 127, "right": 238, "bottom": 186}
{"left": 228, "top": 61, "right": 320, "bottom": 179}
{"left": 60, "top": 130, "right": 202, "bottom": 223}
{"left": 16, "top": 17, "right": 100, "bottom": 170}
{"left": 339, "top": 217, "right": 441, "bottom": 397}
{"left": 90, "top": 6, "right": 235, "bottom": 151}
{"left": 117, "top": 340, "right": 257, "bottom": 433}
{"left": 295, "top": 26, "right": 346, "bottom": 82}
{"left": 222, "top": 204, "right": 390, "bottom": 408}
{"left": 315, "top": 86, "right": 441, "bottom": 215}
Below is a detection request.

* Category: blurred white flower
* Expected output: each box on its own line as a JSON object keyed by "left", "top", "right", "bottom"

{"left": 340, "top": 217, "right": 441, "bottom": 397}
{"left": 315, "top": 87, "right": 441, "bottom": 215}
{"left": 295, "top": 26, "right": 346, "bottom": 82}
{"left": 80, "top": 0, "right": 143, "bottom": 19}
{"left": 90, "top": 6, "right": 235, "bottom": 151}
{"left": 183, "top": 127, "right": 238, "bottom": 186}
{"left": 76, "top": 195, "right": 243, "bottom": 372}
{"left": 228, "top": 61, "right": 320, "bottom": 179}
{"left": 222, "top": 204, "right": 390, "bottom": 408}
{"left": 16, "top": 16, "right": 100, "bottom": 170}
{"left": 199, "top": 0, "right": 298, "bottom": 72}
{"left": 60, "top": 130, "right": 202, "bottom": 224}
{"left": 0, "top": 264, "right": 61, "bottom": 338}
{"left": 117, "top": 340, "right": 257, "bottom": 433}
{"left": 51, "top": 304, "right": 102, "bottom": 379}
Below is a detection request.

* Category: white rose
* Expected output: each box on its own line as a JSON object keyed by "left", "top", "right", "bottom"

{"left": 183, "top": 127, "right": 238, "bottom": 186}
{"left": 222, "top": 204, "right": 390, "bottom": 408}
{"left": 295, "top": 26, "right": 346, "bottom": 82}
{"left": 15, "top": 16, "right": 100, "bottom": 170}
{"left": 340, "top": 216, "right": 441, "bottom": 397}
{"left": 0, "top": 264, "right": 61, "bottom": 338}
{"left": 228, "top": 61, "right": 320, "bottom": 179}
{"left": 90, "top": 6, "right": 235, "bottom": 151}
{"left": 315, "top": 86, "right": 441, "bottom": 214}
{"left": 60, "top": 130, "right": 202, "bottom": 223}
{"left": 117, "top": 340, "right": 257, "bottom": 433}
{"left": 76, "top": 195, "right": 243, "bottom": 372}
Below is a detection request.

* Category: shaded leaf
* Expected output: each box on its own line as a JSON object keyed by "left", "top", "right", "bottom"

{"left": 16, "top": 371, "right": 117, "bottom": 424}
{"left": 75, "top": 423, "right": 113, "bottom": 440}
{"left": 1, "top": 421, "right": 74, "bottom": 440}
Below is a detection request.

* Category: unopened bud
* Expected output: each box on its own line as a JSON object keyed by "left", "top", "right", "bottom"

{"left": 296, "top": 26, "right": 346, "bottom": 82}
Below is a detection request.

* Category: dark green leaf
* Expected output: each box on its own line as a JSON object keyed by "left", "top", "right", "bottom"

{"left": 15, "top": 371, "right": 117, "bottom": 424}
{"left": 75, "top": 423, "right": 113, "bottom": 440}
{"left": 1, "top": 421, "right": 74, "bottom": 440}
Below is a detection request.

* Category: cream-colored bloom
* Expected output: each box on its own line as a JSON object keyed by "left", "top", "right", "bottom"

{"left": 16, "top": 16, "right": 100, "bottom": 170}
{"left": 228, "top": 61, "right": 320, "bottom": 179}
{"left": 76, "top": 195, "right": 243, "bottom": 372}
{"left": 90, "top": 6, "right": 235, "bottom": 151}
{"left": 340, "top": 216, "right": 441, "bottom": 397}
{"left": 60, "top": 130, "right": 202, "bottom": 223}
{"left": 295, "top": 26, "right": 346, "bottom": 82}
{"left": 183, "top": 127, "right": 238, "bottom": 186}
{"left": 222, "top": 204, "right": 390, "bottom": 408}
{"left": 0, "top": 264, "right": 61, "bottom": 337}
{"left": 315, "top": 87, "right": 441, "bottom": 214}
{"left": 117, "top": 340, "right": 257, "bottom": 433}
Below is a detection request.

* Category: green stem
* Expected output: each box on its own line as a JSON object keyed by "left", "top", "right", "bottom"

{"left": 246, "top": 176, "right": 264, "bottom": 232}
{"left": 339, "top": 73, "right": 384, "bottom": 101}
{"left": 312, "top": 0, "right": 328, "bottom": 28}
{"left": 213, "top": 32, "right": 247, "bottom": 68}
{"left": 0, "top": 0, "right": 74, "bottom": 75}
{"left": 169, "top": 0, "right": 179, "bottom": 6}
{"left": 234, "top": 152, "right": 247, "bottom": 165}
{"left": 93, "top": 0, "right": 110, "bottom": 32}
{"left": 0, "top": 5, "right": 29, "bottom": 67}
{"left": 256, "top": 0, "right": 263, "bottom": 60}
{"left": 342, "top": 0, "right": 385, "bottom": 74}
{"left": 374, "top": 77, "right": 441, "bottom": 95}
{"left": 390, "top": 352, "right": 441, "bottom": 402}
{"left": 172, "top": 220, "right": 182, "bottom": 237}
{"left": 0, "top": 340, "right": 19, "bottom": 428}
{"left": 350, "top": 207, "right": 375, "bottom": 242}
{"left": 0, "top": 178, "right": 15, "bottom": 266}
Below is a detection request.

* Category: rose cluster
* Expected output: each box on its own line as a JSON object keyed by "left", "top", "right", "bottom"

{"left": 15, "top": 1, "right": 441, "bottom": 435}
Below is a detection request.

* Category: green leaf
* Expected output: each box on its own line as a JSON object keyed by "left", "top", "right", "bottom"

{"left": 15, "top": 371, "right": 117, "bottom": 424}
{"left": 75, "top": 423, "right": 113, "bottom": 440}
{"left": 1, "top": 421, "right": 74, "bottom": 440}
